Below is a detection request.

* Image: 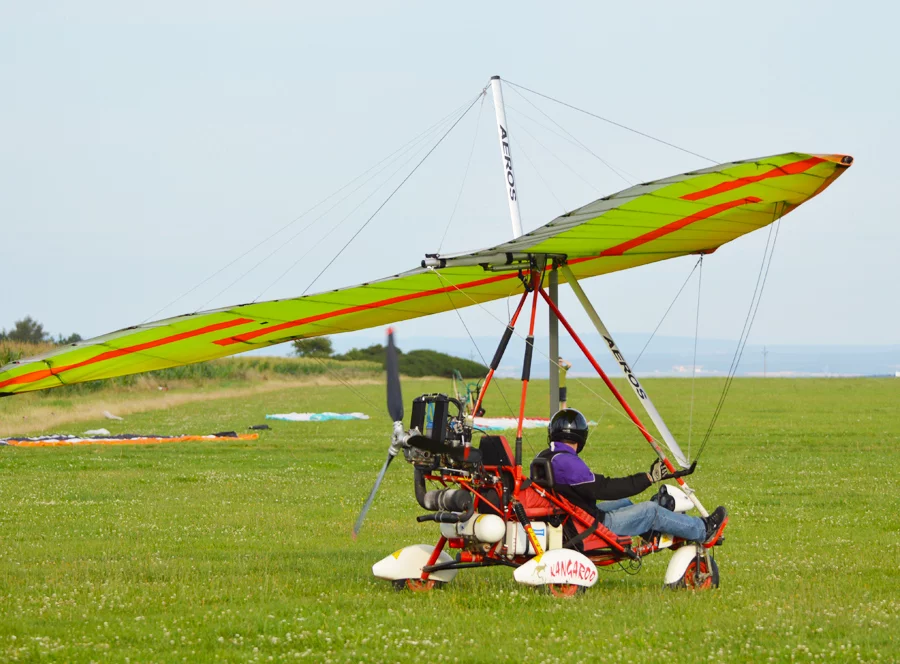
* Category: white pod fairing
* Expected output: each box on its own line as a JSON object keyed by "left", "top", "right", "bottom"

{"left": 664, "top": 544, "right": 700, "bottom": 585}
{"left": 664, "top": 484, "right": 696, "bottom": 513}
{"left": 372, "top": 544, "right": 458, "bottom": 583}
{"left": 513, "top": 549, "right": 598, "bottom": 588}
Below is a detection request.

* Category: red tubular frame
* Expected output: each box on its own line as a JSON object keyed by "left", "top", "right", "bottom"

{"left": 411, "top": 273, "right": 714, "bottom": 582}
{"left": 420, "top": 536, "right": 447, "bottom": 581}
{"left": 514, "top": 270, "right": 543, "bottom": 464}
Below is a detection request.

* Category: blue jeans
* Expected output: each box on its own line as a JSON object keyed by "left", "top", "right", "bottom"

{"left": 598, "top": 498, "right": 705, "bottom": 541}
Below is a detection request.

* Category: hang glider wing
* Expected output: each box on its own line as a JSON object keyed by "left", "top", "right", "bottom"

{"left": 0, "top": 152, "right": 851, "bottom": 396}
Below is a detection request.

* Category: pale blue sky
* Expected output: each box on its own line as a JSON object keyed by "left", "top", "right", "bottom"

{"left": 2, "top": 1, "right": 897, "bottom": 350}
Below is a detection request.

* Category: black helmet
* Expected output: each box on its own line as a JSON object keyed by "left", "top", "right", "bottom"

{"left": 548, "top": 408, "right": 589, "bottom": 453}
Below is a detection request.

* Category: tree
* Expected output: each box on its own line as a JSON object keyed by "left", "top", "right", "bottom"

{"left": 55, "top": 332, "right": 83, "bottom": 345}
{"left": 4, "top": 316, "right": 48, "bottom": 344}
{"left": 292, "top": 337, "right": 334, "bottom": 358}
{"left": 334, "top": 344, "right": 388, "bottom": 363}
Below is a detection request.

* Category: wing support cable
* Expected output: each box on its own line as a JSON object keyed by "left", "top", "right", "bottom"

{"left": 632, "top": 256, "right": 703, "bottom": 369}
{"left": 694, "top": 208, "right": 783, "bottom": 462}
{"left": 436, "top": 93, "right": 487, "bottom": 253}
{"left": 688, "top": 256, "right": 703, "bottom": 460}
{"left": 302, "top": 92, "right": 485, "bottom": 296}
{"left": 141, "top": 96, "right": 479, "bottom": 323}
{"left": 505, "top": 106, "right": 604, "bottom": 194}
{"left": 507, "top": 85, "right": 635, "bottom": 185}
{"left": 512, "top": 127, "right": 567, "bottom": 214}
{"left": 503, "top": 79, "right": 717, "bottom": 164}
{"left": 442, "top": 288, "right": 522, "bottom": 425}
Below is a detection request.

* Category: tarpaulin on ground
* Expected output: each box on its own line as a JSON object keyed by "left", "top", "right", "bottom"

{"left": 0, "top": 432, "right": 259, "bottom": 447}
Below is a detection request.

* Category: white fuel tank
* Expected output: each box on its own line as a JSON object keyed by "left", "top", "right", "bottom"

{"left": 439, "top": 514, "right": 506, "bottom": 543}
{"left": 506, "top": 521, "right": 548, "bottom": 557}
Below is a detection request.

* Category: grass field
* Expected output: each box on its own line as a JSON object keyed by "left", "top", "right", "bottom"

{"left": 0, "top": 377, "right": 898, "bottom": 662}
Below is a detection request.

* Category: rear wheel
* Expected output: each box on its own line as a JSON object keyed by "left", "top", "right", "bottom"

{"left": 667, "top": 556, "right": 719, "bottom": 590}
{"left": 391, "top": 578, "right": 439, "bottom": 592}
{"left": 546, "top": 583, "right": 585, "bottom": 597}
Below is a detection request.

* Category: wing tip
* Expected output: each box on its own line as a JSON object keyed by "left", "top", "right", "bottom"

{"left": 815, "top": 153, "right": 854, "bottom": 167}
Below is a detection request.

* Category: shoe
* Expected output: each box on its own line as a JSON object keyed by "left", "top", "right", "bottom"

{"left": 702, "top": 506, "right": 728, "bottom": 547}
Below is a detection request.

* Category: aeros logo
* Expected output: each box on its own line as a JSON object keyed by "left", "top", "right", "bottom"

{"left": 499, "top": 124, "right": 517, "bottom": 201}
{"left": 603, "top": 335, "right": 647, "bottom": 399}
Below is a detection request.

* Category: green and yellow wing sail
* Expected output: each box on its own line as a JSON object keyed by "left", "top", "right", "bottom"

{"left": 0, "top": 152, "right": 851, "bottom": 396}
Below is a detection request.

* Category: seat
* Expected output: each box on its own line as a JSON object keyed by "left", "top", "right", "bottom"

{"left": 520, "top": 483, "right": 632, "bottom": 553}
{"left": 529, "top": 456, "right": 554, "bottom": 488}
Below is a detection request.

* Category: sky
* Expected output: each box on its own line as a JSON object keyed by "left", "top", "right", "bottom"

{"left": 2, "top": 1, "right": 897, "bottom": 356}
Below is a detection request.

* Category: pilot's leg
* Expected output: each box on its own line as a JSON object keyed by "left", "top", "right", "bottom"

{"left": 596, "top": 498, "right": 633, "bottom": 512}
{"left": 602, "top": 501, "right": 705, "bottom": 541}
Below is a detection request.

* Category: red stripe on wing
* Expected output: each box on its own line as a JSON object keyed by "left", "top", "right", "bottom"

{"left": 214, "top": 272, "right": 519, "bottom": 346}
{"left": 681, "top": 156, "right": 824, "bottom": 201}
{"left": 0, "top": 318, "right": 255, "bottom": 390}
{"left": 599, "top": 196, "right": 763, "bottom": 257}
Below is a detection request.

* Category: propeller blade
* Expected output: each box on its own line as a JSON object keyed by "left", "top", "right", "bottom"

{"left": 386, "top": 328, "right": 404, "bottom": 423}
{"left": 352, "top": 452, "right": 395, "bottom": 538}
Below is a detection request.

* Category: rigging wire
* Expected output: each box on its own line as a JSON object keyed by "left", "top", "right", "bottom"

{"left": 308, "top": 356, "right": 386, "bottom": 419}
{"left": 507, "top": 101, "right": 641, "bottom": 186}
{"left": 687, "top": 256, "right": 703, "bottom": 459}
{"left": 436, "top": 94, "right": 487, "bottom": 254}
{"left": 249, "top": 117, "right": 458, "bottom": 304}
{"left": 632, "top": 257, "right": 703, "bottom": 369}
{"left": 443, "top": 293, "right": 523, "bottom": 440}
{"left": 204, "top": 105, "right": 472, "bottom": 309}
{"left": 507, "top": 85, "right": 634, "bottom": 186}
{"left": 507, "top": 107, "right": 603, "bottom": 195}
{"left": 513, "top": 127, "right": 567, "bottom": 214}
{"left": 694, "top": 207, "right": 783, "bottom": 461}
{"left": 504, "top": 79, "right": 718, "bottom": 164}
{"left": 302, "top": 92, "right": 484, "bottom": 297}
{"left": 139, "top": 98, "right": 477, "bottom": 323}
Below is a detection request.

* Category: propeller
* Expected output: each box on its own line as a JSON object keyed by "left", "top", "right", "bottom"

{"left": 352, "top": 328, "right": 405, "bottom": 538}
{"left": 385, "top": 327, "right": 404, "bottom": 423}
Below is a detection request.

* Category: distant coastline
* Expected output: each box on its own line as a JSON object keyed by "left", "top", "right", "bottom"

{"left": 317, "top": 332, "right": 900, "bottom": 379}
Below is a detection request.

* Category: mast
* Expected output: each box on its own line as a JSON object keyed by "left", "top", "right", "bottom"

{"left": 489, "top": 76, "right": 524, "bottom": 239}
{"left": 548, "top": 262, "right": 560, "bottom": 417}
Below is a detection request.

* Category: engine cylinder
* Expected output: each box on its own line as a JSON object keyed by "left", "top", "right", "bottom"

{"left": 422, "top": 488, "right": 472, "bottom": 513}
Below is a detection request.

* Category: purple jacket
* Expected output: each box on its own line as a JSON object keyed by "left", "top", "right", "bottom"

{"left": 538, "top": 441, "right": 652, "bottom": 513}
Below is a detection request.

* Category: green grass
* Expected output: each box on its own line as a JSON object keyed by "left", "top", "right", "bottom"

{"left": 0, "top": 377, "right": 898, "bottom": 662}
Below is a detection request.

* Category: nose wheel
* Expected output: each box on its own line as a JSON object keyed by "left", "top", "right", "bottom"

{"left": 546, "top": 583, "right": 586, "bottom": 597}
{"left": 667, "top": 556, "right": 719, "bottom": 590}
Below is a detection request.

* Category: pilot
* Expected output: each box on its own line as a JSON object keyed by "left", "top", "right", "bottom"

{"left": 533, "top": 408, "right": 727, "bottom": 544}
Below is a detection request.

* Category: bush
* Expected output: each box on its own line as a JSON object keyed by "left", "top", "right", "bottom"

{"left": 292, "top": 337, "right": 334, "bottom": 358}
{"left": 334, "top": 344, "right": 486, "bottom": 378}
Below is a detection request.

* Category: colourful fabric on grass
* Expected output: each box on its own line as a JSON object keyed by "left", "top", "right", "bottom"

{"left": 266, "top": 412, "right": 370, "bottom": 422}
{"left": 1, "top": 432, "right": 259, "bottom": 447}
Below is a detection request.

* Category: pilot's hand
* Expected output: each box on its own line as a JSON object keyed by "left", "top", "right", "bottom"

{"left": 648, "top": 459, "right": 696, "bottom": 483}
